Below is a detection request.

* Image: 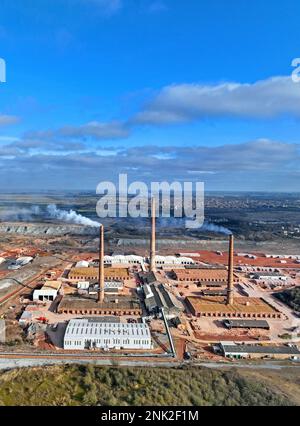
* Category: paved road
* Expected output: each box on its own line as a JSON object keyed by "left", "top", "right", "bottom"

{"left": 0, "top": 358, "right": 178, "bottom": 370}
{"left": 0, "top": 354, "right": 299, "bottom": 371}
{"left": 195, "top": 361, "right": 300, "bottom": 370}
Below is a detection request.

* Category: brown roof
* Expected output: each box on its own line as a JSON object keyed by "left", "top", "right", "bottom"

{"left": 173, "top": 268, "right": 238, "bottom": 282}
{"left": 186, "top": 296, "right": 278, "bottom": 314}
{"left": 58, "top": 295, "right": 140, "bottom": 311}
{"left": 68, "top": 267, "right": 130, "bottom": 279}
{"left": 43, "top": 280, "right": 61, "bottom": 290}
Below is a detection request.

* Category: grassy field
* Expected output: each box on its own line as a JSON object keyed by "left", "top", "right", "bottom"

{"left": 238, "top": 367, "right": 300, "bottom": 406}
{"left": 0, "top": 364, "right": 298, "bottom": 406}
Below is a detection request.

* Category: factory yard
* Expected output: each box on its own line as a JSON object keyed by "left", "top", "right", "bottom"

{"left": 0, "top": 218, "right": 300, "bottom": 366}
{"left": 190, "top": 250, "right": 300, "bottom": 270}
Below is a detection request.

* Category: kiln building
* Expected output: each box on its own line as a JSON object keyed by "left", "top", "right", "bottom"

{"left": 57, "top": 295, "right": 142, "bottom": 316}
{"left": 172, "top": 268, "right": 239, "bottom": 284}
{"left": 68, "top": 267, "right": 130, "bottom": 282}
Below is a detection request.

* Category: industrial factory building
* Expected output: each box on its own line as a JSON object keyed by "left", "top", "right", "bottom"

{"left": 142, "top": 283, "right": 183, "bottom": 318}
{"left": 58, "top": 295, "right": 142, "bottom": 316}
{"left": 218, "top": 342, "right": 300, "bottom": 360}
{"left": 186, "top": 296, "right": 282, "bottom": 319}
{"left": 88, "top": 281, "right": 123, "bottom": 296}
{"left": 77, "top": 281, "right": 90, "bottom": 290}
{"left": 77, "top": 281, "right": 123, "bottom": 292}
{"left": 202, "top": 289, "right": 228, "bottom": 297}
{"left": 140, "top": 271, "right": 162, "bottom": 285}
{"left": 184, "top": 235, "right": 284, "bottom": 320}
{"left": 63, "top": 318, "right": 152, "bottom": 350}
{"left": 33, "top": 280, "right": 61, "bottom": 302}
{"left": 151, "top": 255, "right": 195, "bottom": 267}
{"left": 104, "top": 255, "right": 145, "bottom": 266}
{"left": 223, "top": 319, "right": 270, "bottom": 330}
{"left": 171, "top": 268, "right": 239, "bottom": 284}
{"left": 8, "top": 256, "right": 33, "bottom": 270}
{"left": 75, "top": 260, "right": 90, "bottom": 268}
{"left": 90, "top": 255, "right": 145, "bottom": 267}
{"left": 250, "top": 272, "right": 287, "bottom": 281}
{"left": 59, "top": 226, "right": 141, "bottom": 317}
{"left": 68, "top": 267, "right": 130, "bottom": 282}
{"left": 197, "top": 281, "right": 226, "bottom": 288}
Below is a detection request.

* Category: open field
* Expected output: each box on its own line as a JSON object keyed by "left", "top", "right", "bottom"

{"left": 238, "top": 367, "right": 300, "bottom": 406}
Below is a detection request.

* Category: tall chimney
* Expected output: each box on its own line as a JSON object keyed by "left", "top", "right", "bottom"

{"left": 150, "top": 197, "right": 156, "bottom": 272}
{"left": 98, "top": 225, "right": 105, "bottom": 303}
{"left": 226, "top": 234, "right": 234, "bottom": 306}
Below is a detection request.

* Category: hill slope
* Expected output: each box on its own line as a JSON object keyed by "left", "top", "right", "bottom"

{"left": 0, "top": 364, "right": 297, "bottom": 406}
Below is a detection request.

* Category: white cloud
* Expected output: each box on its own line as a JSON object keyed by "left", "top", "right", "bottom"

{"left": 59, "top": 120, "right": 129, "bottom": 139}
{"left": 134, "top": 76, "right": 300, "bottom": 124}
{"left": 25, "top": 120, "right": 129, "bottom": 141}
{"left": 0, "top": 115, "right": 19, "bottom": 126}
{"left": 0, "top": 139, "right": 299, "bottom": 190}
{"left": 12, "top": 75, "right": 300, "bottom": 146}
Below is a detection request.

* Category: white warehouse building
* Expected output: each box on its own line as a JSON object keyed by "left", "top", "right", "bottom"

{"left": 8, "top": 256, "right": 33, "bottom": 270}
{"left": 151, "top": 255, "right": 195, "bottom": 267}
{"left": 32, "top": 280, "right": 61, "bottom": 302}
{"left": 33, "top": 288, "right": 58, "bottom": 302}
{"left": 63, "top": 318, "right": 152, "bottom": 351}
{"left": 104, "top": 255, "right": 145, "bottom": 266}
{"left": 102, "top": 255, "right": 195, "bottom": 267}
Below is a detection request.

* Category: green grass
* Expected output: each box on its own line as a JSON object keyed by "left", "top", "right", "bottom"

{"left": 275, "top": 286, "right": 300, "bottom": 312}
{"left": 0, "top": 364, "right": 296, "bottom": 406}
{"left": 278, "top": 333, "right": 293, "bottom": 340}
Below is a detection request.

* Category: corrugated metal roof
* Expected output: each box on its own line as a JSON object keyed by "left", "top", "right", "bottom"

{"left": 223, "top": 319, "right": 270, "bottom": 329}
{"left": 202, "top": 289, "right": 228, "bottom": 296}
{"left": 64, "top": 319, "right": 150, "bottom": 339}
{"left": 221, "top": 343, "right": 300, "bottom": 355}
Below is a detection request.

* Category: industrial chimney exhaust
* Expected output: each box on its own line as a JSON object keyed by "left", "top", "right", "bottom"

{"left": 226, "top": 234, "right": 234, "bottom": 306}
{"left": 98, "top": 224, "right": 105, "bottom": 303}
{"left": 150, "top": 197, "right": 156, "bottom": 272}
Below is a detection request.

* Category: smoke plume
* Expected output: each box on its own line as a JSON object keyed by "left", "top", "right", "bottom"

{"left": 46, "top": 204, "right": 100, "bottom": 228}
{"left": 200, "top": 222, "right": 232, "bottom": 235}
{"left": 0, "top": 205, "right": 41, "bottom": 221}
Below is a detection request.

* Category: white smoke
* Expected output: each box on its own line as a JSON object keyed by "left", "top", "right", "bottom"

{"left": 200, "top": 222, "right": 232, "bottom": 235}
{"left": 0, "top": 205, "right": 41, "bottom": 221}
{"left": 46, "top": 204, "right": 100, "bottom": 228}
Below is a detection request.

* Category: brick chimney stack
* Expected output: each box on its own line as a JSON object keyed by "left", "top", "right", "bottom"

{"left": 98, "top": 225, "right": 105, "bottom": 303}
{"left": 150, "top": 197, "right": 156, "bottom": 272}
{"left": 226, "top": 234, "right": 234, "bottom": 306}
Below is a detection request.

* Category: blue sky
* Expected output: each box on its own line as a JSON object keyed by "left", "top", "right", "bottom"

{"left": 0, "top": 0, "right": 300, "bottom": 190}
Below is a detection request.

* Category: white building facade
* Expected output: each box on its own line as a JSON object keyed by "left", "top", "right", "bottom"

{"left": 104, "top": 255, "right": 144, "bottom": 266}
{"left": 101, "top": 255, "right": 195, "bottom": 267}
{"left": 63, "top": 318, "right": 152, "bottom": 350}
{"left": 152, "top": 255, "right": 195, "bottom": 267}
{"left": 33, "top": 288, "right": 57, "bottom": 302}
